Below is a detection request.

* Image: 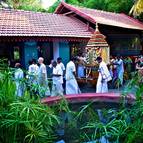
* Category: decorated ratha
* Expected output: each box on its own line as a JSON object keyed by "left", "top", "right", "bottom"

{"left": 85, "top": 23, "right": 110, "bottom": 65}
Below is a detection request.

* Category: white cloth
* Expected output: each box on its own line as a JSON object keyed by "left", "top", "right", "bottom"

{"left": 14, "top": 68, "right": 24, "bottom": 97}
{"left": 58, "top": 62, "right": 65, "bottom": 83}
{"left": 51, "top": 83, "right": 63, "bottom": 96}
{"left": 51, "top": 65, "right": 63, "bottom": 96}
{"left": 28, "top": 64, "right": 39, "bottom": 74}
{"left": 49, "top": 64, "right": 52, "bottom": 68}
{"left": 28, "top": 64, "right": 39, "bottom": 84}
{"left": 52, "top": 65, "right": 63, "bottom": 84}
{"left": 38, "top": 63, "right": 47, "bottom": 85}
{"left": 65, "top": 61, "right": 76, "bottom": 81}
{"left": 65, "top": 61, "right": 80, "bottom": 95}
{"left": 66, "top": 79, "right": 80, "bottom": 95}
{"left": 96, "top": 61, "right": 112, "bottom": 93}
{"left": 115, "top": 59, "right": 124, "bottom": 85}
{"left": 38, "top": 63, "right": 50, "bottom": 96}
{"left": 58, "top": 62, "right": 65, "bottom": 73}
{"left": 38, "top": 63, "right": 47, "bottom": 80}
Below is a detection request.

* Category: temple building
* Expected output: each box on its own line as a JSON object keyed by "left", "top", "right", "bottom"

{"left": 0, "top": 2, "right": 143, "bottom": 68}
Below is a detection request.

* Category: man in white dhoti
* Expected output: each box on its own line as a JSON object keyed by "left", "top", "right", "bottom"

{"left": 28, "top": 59, "right": 39, "bottom": 98}
{"left": 96, "top": 57, "right": 112, "bottom": 93}
{"left": 38, "top": 57, "right": 50, "bottom": 97}
{"left": 57, "top": 57, "right": 66, "bottom": 90}
{"left": 65, "top": 57, "right": 81, "bottom": 95}
{"left": 51, "top": 61, "right": 63, "bottom": 96}
{"left": 14, "top": 63, "right": 24, "bottom": 97}
{"left": 57, "top": 57, "right": 65, "bottom": 76}
{"left": 28, "top": 59, "right": 39, "bottom": 84}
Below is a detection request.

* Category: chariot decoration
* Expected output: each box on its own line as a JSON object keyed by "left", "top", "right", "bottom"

{"left": 77, "top": 23, "right": 110, "bottom": 85}
{"left": 85, "top": 23, "right": 110, "bottom": 65}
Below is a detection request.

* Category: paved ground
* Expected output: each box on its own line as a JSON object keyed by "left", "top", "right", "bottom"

{"left": 79, "top": 81, "right": 133, "bottom": 94}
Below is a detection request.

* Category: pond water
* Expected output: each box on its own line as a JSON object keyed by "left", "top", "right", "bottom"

{"left": 54, "top": 101, "right": 131, "bottom": 143}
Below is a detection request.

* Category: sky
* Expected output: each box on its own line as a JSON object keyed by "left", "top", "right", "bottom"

{"left": 41, "top": 0, "right": 58, "bottom": 9}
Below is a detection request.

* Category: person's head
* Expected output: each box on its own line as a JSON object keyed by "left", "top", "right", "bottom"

{"left": 117, "top": 55, "right": 121, "bottom": 60}
{"left": 96, "top": 56, "right": 102, "bottom": 63}
{"left": 32, "top": 59, "right": 37, "bottom": 64}
{"left": 50, "top": 59, "right": 54, "bottom": 64}
{"left": 52, "top": 61, "right": 57, "bottom": 68}
{"left": 38, "top": 57, "right": 44, "bottom": 64}
{"left": 15, "top": 63, "right": 21, "bottom": 68}
{"left": 57, "top": 57, "right": 62, "bottom": 63}
{"left": 70, "top": 56, "right": 77, "bottom": 62}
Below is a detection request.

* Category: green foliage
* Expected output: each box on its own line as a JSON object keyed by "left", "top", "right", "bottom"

{"left": 85, "top": 0, "right": 133, "bottom": 14}
{"left": 0, "top": 64, "right": 59, "bottom": 143}
{"left": 104, "top": 0, "right": 133, "bottom": 13}
{"left": 6, "top": 0, "right": 48, "bottom": 12}
{"left": 49, "top": 0, "right": 134, "bottom": 14}
{"left": 48, "top": 0, "right": 60, "bottom": 13}
{"left": 0, "top": 59, "right": 16, "bottom": 108}
{"left": 66, "top": 0, "right": 80, "bottom": 5}
{"left": 80, "top": 109, "right": 129, "bottom": 142}
{"left": 49, "top": 0, "right": 142, "bottom": 20}
{"left": 85, "top": 0, "right": 108, "bottom": 10}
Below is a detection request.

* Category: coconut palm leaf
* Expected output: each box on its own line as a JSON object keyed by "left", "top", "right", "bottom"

{"left": 129, "top": 0, "right": 143, "bottom": 16}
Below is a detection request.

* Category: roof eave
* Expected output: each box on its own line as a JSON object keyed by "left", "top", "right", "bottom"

{"left": 55, "top": 2, "right": 143, "bottom": 31}
{"left": 0, "top": 34, "right": 91, "bottom": 38}
{"left": 99, "top": 23, "right": 143, "bottom": 31}
{"left": 54, "top": 2, "right": 63, "bottom": 14}
{"left": 55, "top": 2, "right": 96, "bottom": 24}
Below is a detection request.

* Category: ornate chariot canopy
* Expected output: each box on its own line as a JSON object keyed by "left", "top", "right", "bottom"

{"left": 85, "top": 23, "right": 110, "bottom": 65}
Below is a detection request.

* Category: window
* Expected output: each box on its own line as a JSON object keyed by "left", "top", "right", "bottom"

{"left": 14, "top": 46, "right": 20, "bottom": 60}
{"left": 70, "top": 42, "right": 87, "bottom": 57}
{"left": 109, "top": 35, "right": 142, "bottom": 56}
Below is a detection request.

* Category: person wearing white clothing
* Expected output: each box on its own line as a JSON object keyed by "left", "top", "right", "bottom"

{"left": 27, "top": 59, "right": 39, "bottom": 98}
{"left": 57, "top": 57, "right": 66, "bottom": 91}
{"left": 96, "top": 57, "right": 112, "bottom": 93}
{"left": 57, "top": 57, "right": 65, "bottom": 83}
{"left": 38, "top": 57, "right": 50, "bottom": 97}
{"left": 51, "top": 61, "right": 63, "bottom": 96}
{"left": 49, "top": 60, "right": 54, "bottom": 68}
{"left": 65, "top": 57, "right": 80, "bottom": 95}
{"left": 28, "top": 59, "right": 39, "bottom": 84}
{"left": 14, "top": 63, "right": 24, "bottom": 97}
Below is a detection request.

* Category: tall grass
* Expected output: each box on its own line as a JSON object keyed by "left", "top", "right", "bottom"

{"left": 0, "top": 61, "right": 59, "bottom": 143}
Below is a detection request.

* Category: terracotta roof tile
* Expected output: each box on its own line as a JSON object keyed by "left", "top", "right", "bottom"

{"left": 55, "top": 2, "right": 143, "bottom": 30}
{"left": 0, "top": 8, "right": 92, "bottom": 37}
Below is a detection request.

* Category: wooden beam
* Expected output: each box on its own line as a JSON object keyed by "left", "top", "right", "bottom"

{"left": 63, "top": 11, "right": 74, "bottom": 16}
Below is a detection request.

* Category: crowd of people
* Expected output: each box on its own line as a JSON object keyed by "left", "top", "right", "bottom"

{"left": 14, "top": 57, "right": 81, "bottom": 97}
{"left": 14, "top": 54, "right": 143, "bottom": 97}
{"left": 110, "top": 55, "right": 143, "bottom": 85}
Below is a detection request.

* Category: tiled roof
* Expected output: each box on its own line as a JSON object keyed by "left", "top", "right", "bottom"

{"left": 0, "top": 8, "right": 92, "bottom": 37}
{"left": 55, "top": 2, "right": 143, "bottom": 30}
